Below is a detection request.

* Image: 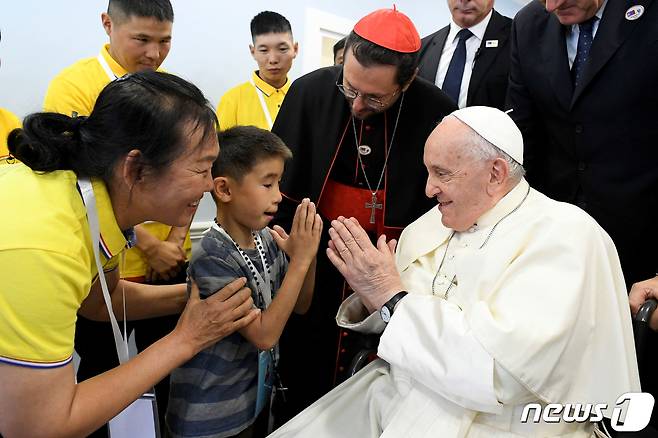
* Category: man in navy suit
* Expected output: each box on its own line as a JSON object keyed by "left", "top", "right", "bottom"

{"left": 508, "top": 0, "right": 658, "bottom": 426}
{"left": 417, "top": 0, "right": 512, "bottom": 109}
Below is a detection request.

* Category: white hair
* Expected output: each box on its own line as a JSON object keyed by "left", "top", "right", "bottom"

{"left": 462, "top": 126, "right": 526, "bottom": 183}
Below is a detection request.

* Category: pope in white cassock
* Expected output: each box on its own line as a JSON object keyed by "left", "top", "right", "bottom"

{"left": 267, "top": 106, "right": 640, "bottom": 437}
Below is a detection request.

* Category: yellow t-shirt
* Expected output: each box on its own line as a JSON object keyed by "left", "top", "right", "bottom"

{"left": 0, "top": 108, "right": 21, "bottom": 160}
{"left": 0, "top": 164, "right": 125, "bottom": 367}
{"left": 43, "top": 44, "right": 191, "bottom": 278}
{"left": 217, "top": 71, "right": 291, "bottom": 131}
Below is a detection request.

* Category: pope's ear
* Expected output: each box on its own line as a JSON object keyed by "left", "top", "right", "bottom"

{"left": 490, "top": 157, "right": 510, "bottom": 186}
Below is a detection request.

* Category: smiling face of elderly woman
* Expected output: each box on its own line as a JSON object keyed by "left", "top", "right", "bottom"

{"left": 9, "top": 71, "right": 219, "bottom": 230}
{"left": 130, "top": 120, "right": 218, "bottom": 228}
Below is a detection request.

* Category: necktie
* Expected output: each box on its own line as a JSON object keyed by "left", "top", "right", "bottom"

{"left": 571, "top": 16, "right": 598, "bottom": 88}
{"left": 442, "top": 28, "right": 474, "bottom": 105}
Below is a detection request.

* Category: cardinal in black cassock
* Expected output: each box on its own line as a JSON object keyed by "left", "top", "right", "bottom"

{"left": 271, "top": 6, "right": 456, "bottom": 423}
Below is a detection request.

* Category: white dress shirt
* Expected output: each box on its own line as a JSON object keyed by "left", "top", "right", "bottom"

{"left": 566, "top": 0, "right": 607, "bottom": 68}
{"left": 435, "top": 10, "right": 493, "bottom": 108}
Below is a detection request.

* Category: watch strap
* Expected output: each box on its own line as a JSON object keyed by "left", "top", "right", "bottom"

{"left": 383, "top": 291, "right": 408, "bottom": 315}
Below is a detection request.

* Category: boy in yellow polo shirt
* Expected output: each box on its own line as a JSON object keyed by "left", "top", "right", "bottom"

{"left": 217, "top": 11, "right": 298, "bottom": 131}
{"left": 42, "top": 0, "right": 182, "bottom": 434}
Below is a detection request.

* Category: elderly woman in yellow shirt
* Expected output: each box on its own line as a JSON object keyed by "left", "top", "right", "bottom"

{"left": 0, "top": 71, "right": 259, "bottom": 437}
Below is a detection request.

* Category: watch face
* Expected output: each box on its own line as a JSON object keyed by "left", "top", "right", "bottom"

{"left": 380, "top": 306, "right": 391, "bottom": 323}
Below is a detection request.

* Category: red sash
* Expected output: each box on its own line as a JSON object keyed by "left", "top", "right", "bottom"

{"left": 318, "top": 179, "right": 384, "bottom": 234}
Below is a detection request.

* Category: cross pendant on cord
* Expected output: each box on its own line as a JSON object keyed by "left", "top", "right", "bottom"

{"left": 365, "top": 193, "right": 383, "bottom": 224}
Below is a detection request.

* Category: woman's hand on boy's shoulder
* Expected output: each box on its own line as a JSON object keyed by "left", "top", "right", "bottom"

{"left": 270, "top": 198, "right": 322, "bottom": 264}
{"left": 173, "top": 278, "right": 260, "bottom": 358}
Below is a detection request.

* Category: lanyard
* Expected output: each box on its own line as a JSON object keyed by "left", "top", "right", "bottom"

{"left": 211, "top": 222, "right": 272, "bottom": 307}
{"left": 211, "top": 222, "right": 282, "bottom": 422}
{"left": 77, "top": 178, "right": 130, "bottom": 364}
{"left": 249, "top": 78, "right": 274, "bottom": 130}
{"left": 97, "top": 53, "right": 118, "bottom": 81}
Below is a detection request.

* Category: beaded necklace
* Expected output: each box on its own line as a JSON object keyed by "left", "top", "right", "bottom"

{"left": 212, "top": 219, "right": 272, "bottom": 308}
{"left": 212, "top": 221, "right": 287, "bottom": 407}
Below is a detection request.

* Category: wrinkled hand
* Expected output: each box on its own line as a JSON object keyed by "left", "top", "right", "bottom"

{"left": 629, "top": 276, "right": 658, "bottom": 331}
{"left": 270, "top": 198, "right": 322, "bottom": 265}
{"left": 326, "top": 216, "right": 403, "bottom": 312}
{"left": 174, "top": 277, "right": 260, "bottom": 355}
{"left": 145, "top": 240, "right": 186, "bottom": 281}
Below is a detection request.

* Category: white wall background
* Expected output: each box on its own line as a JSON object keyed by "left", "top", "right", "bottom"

{"left": 1, "top": 0, "right": 527, "bottom": 222}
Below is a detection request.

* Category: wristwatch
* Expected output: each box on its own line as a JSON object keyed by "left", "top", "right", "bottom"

{"left": 380, "top": 291, "right": 408, "bottom": 323}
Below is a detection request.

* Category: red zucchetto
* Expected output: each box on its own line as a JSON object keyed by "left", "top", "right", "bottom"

{"left": 353, "top": 5, "right": 421, "bottom": 53}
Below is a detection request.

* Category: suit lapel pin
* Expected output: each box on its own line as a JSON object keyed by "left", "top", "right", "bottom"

{"left": 485, "top": 39, "right": 499, "bottom": 48}
{"left": 625, "top": 5, "right": 644, "bottom": 20}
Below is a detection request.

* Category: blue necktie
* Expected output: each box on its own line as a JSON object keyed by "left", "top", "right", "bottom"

{"left": 442, "top": 29, "right": 473, "bottom": 105}
{"left": 571, "top": 16, "right": 598, "bottom": 88}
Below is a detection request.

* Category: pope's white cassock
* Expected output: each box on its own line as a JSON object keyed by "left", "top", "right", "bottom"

{"left": 268, "top": 178, "right": 640, "bottom": 438}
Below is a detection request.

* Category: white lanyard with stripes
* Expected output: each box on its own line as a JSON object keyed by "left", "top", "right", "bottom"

{"left": 249, "top": 78, "right": 274, "bottom": 130}
{"left": 79, "top": 178, "right": 159, "bottom": 437}
{"left": 77, "top": 178, "right": 129, "bottom": 364}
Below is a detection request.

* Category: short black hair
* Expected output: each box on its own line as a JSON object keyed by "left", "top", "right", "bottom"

{"left": 108, "top": 0, "right": 174, "bottom": 23}
{"left": 333, "top": 37, "right": 346, "bottom": 58}
{"left": 214, "top": 126, "right": 292, "bottom": 183}
{"left": 344, "top": 31, "right": 419, "bottom": 87}
{"left": 250, "top": 11, "right": 293, "bottom": 40}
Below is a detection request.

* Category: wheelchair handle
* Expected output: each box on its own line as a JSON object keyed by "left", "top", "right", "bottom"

{"left": 633, "top": 298, "right": 658, "bottom": 369}
{"left": 635, "top": 298, "right": 658, "bottom": 323}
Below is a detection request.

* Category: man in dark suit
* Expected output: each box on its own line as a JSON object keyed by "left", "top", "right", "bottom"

{"left": 418, "top": 0, "right": 512, "bottom": 109}
{"left": 508, "top": 0, "right": 658, "bottom": 426}
{"left": 507, "top": 0, "right": 658, "bottom": 289}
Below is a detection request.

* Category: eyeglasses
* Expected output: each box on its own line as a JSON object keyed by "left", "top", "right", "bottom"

{"left": 336, "top": 81, "right": 400, "bottom": 109}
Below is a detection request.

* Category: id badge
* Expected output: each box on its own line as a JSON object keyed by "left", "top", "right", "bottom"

{"left": 256, "top": 350, "right": 274, "bottom": 416}
{"left": 108, "top": 391, "right": 160, "bottom": 438}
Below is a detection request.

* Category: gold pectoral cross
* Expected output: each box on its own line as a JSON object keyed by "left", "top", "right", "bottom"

{"left": 365, "top": 193, "right": 383, "bottom": 224}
